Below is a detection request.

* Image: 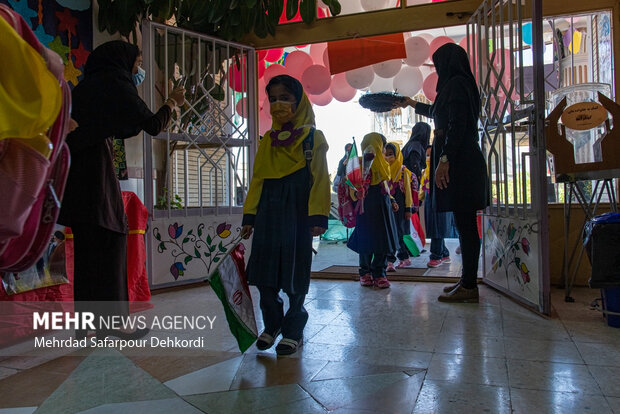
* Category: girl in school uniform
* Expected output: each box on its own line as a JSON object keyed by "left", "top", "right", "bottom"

{"left": 240, "top": 75, "right": 330, "bottom": 355}
{"left": 385, "top": 142, "right": 415, "bottom": 270}
{"left": 347, "top": 133, "right": 399, "bottom": 289}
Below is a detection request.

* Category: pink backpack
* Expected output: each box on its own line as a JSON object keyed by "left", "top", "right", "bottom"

{"left": 0, "top": 4, "right": 71, "bottom": 272}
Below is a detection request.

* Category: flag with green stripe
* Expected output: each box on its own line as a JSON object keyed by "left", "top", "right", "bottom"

{"left": 209, "top": 243, "right": 257, "bottom": 353}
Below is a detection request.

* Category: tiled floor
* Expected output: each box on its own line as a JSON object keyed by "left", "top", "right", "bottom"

{"left": 1, "top": 281, "right": 620, "bottom": 413}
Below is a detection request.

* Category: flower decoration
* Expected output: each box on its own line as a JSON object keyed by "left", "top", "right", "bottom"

{"left": 270, "top": 122, "right": 303, "bottom": 147}
{"left": 217, "top": 222, "right": 232, "bottom": 238}
{"left": 521, "top": 238, "right": 530, "bottom": 255}
{"left": 170, "top": 262, "right": 185, "bottom": 280}
{"left": 168, "top": 223, "right": 183, "bottom": 239}
{"left": 520, "top": 263, "right": 530, "bottom": 283}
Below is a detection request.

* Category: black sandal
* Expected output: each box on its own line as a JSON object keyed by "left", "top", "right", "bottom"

{"left": 275, "top": 336, "right": 303, "bottom": 356}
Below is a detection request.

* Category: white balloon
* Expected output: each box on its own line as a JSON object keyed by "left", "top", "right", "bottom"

{"left": 393, "top": 66, "right": 423, "bottom": 97}
{"left": 372, "top": 59, "right": 402, "bottom": 78}
{"left": 419, "top": 65, "right": 434, "bottom": 78}
{"left": 339, "top": 0, "right": 363, "bottom": 14}
{"left": 369, "top": 75, "right": 395, "bottom": 93}
{"left": 404, "top": 36, "right": 430, "bottom": 67}
{"left": 345, "top": 66, "right": 375, "bottom": 90}
{"left": 417, "top": 33, "right": 434, "bottom": 43}
{"left": 361, "top": 0, "right": 389, "bottom": 11}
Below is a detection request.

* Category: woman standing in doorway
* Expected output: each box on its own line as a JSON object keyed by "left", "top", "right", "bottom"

{"left": 400, "top": 43, "right": 489, "bottom": 303}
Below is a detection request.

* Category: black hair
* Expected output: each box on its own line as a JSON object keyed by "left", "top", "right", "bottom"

{"left": 385, "top": 143, "right": 397, "bottom": 154}
{"left": 53, "top": 231, "right": 65, "bottom": 241}
{"left": 266, "top": 75, "right": 303, "bottom": 105}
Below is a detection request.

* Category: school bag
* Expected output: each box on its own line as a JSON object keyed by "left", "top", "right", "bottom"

{"left": 0, "top": 4, "right": 72, "bottom": 272}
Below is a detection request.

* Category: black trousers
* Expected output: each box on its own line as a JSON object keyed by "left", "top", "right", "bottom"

{"left": 359, "top": 253, "right": 388, "bottom": 278}
{"left": 257, "top": 286, "right": 307, "bottom": 341}
{"left": 453, "top": 210, "right": 480, "bottom": 289}
{"left": 72, "top": 224, "right": 129, "bottom": 321}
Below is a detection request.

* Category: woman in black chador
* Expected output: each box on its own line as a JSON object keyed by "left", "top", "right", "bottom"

{"left": 59, "top": 41, "right": 185, "bottom": 338}
{"left": 400, "top": 43, "right": 489, "bottom": 303}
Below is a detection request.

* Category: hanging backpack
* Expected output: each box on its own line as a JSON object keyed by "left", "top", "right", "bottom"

{"left": 0, "top": 5, "right": 72, "bottom": 272}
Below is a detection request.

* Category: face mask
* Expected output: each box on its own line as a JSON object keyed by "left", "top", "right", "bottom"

{"left": 133, "top": 66, "right": 146, "bottom": 86}
{"left": 270, "top": 100, "right": 295, "bottom": 124}
{"left": 385, "top": 154, "right": 395, "bottom": 164}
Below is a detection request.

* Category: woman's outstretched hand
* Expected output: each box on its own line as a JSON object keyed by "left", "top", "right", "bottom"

{"left": 398, "top": 97, "right": 417, "bottom": 109}
{"left": 435, "top": 162, "right": 450, "bottom": 189}
{"left": 240, "top": 225, "right": 253, "bottom": 239}
{"left": 310, "top": 226, "right": 326, "bottom": 237}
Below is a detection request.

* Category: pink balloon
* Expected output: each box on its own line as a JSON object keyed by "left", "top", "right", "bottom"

{"left": 259, "top": 109, "right": 272, "bottom": 136}
{"left": 265, "top": 48, "right": 284, "bottom": 63}
{"left": 330, "top": 73, "right": 356, "bottom": 102}
{"left": 345, "top": 66, "right": 375, "bottom": 90}
{"left": 429, "top": 36, "right": 455, "bottom": 58}
{"left": 257, "top": 59, "right": 266, "bottom": 79}
{"left": 228, "top": 59, "right": 246, "bottom": 93}
{"left": 458, "top": 34, "right": 475, "bottom": 52}
{"left": 301, "top": 65, "right": 331, "bottom": 95}
{"left": 404, "top": 36, "right": 430, "bottom": 67}
{"left": 309, "top": 88, "right": 333, "bottom": 106}
{"left": 422, "top": 72, "right": 438, "bottom": 101}
{"left": 262, "top": 96, "right": 272, "bottom": 119}
{"left": 263, "top": 64, "right": 288, "bottom": 83}
{"left": 309, "top": 43, "right": 327, "bottom": 64}
{"left": 236, "top": 97, "right": 248, "bottom": 118}
{"left": 417, "top": 33, "right": 434, "bottom": 43}
{"left": 258, "top": 77, "right": 266, "bottom": 102}
{"left": 284, "top": 51, "right": 313, "bottom": 78}
{"left": 323, "top": 48, "right": 330, "bottom": 72}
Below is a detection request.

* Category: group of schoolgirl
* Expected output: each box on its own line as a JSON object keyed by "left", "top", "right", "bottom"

{"left": 345, "top": 133, "right": 420, "bottom": 289}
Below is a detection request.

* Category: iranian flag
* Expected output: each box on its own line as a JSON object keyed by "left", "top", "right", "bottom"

{"left": 344, "top": 139, "right": 362, "bottom": 191}
{"left": 209, "top": 242, "right": 258, "bottom": 353}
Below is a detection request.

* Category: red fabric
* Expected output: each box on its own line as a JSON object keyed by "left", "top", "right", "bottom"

{"left": 411, "top": 212, "right": 426, "bottom": 247}
{"left": 477, "top": 212, "right": 482, "bottom": 239}
{"left": 327, "top": 33, "right": 406, "bottom": 75}
{"left": 122, "top": 191, "right": 151, "bottom": 303}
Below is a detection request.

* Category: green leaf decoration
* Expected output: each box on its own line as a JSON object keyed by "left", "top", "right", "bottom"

{"left": 218, "top": 241, "right": 227, "bottom": 253}
{"left": 155, "top": 231, "right": 161, "bottom": 241}
{"left": 207, "top": 235, "right": 212, "bottom": 244}
{"left": 209, "top": 245, "right": 216, "bottom": 252}
{"left": 195, "top": 247, "right": 201, "bottom": 258}
{"left": 184, "top": 255, "right": 193, "bottom": 265}
{"left": 158, "top": 241, "right": 166, "bottom": 252}
{"left": 300, "top": 0, "right": 317, "bottom": 23}
{"left": 198, "top": 225, "right": 203, "bottom": 237}
{"left": 183, "top": 237, "right": 190, "bottom": 244}
{"left": 286, "top": 0, "right": 299, "bottom": 20}
{"left": 213, "top": 257, "right": 220, "bottom": 263}
{"left": 187, "top": 229, "right": 193, "bottom": 236}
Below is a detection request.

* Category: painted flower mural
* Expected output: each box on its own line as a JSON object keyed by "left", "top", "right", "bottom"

{"left": 154, "top": 222, "right": 241, "bottom": 280}
{"left": 487, "top": 218, "right": 536, "bottom": 291}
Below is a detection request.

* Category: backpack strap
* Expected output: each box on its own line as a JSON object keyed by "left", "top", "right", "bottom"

{"left": 303, "top": 128, "right": 315, "bottom": 187}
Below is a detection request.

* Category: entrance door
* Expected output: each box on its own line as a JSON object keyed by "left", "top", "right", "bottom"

{"left": 467, "top": 0, "right": 551, "bottom": 314}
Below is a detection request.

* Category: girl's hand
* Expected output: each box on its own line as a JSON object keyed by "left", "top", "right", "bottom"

{"left": 435, "top": 162, "right": 450, "bottom": 189}
{"left": 391, "top": 201, "right": 399, "bottom": 212}
{"left": 240, "top": 225, "right": 253, "bottom": 239}
{"left": 399, "top": 97, "right": 417, "bottom": 108}
{"left": 310, "top": 226, "right": 326, "bottom": 237}
{"left": 405, "top": 212, "right": 412, "bottom": 220}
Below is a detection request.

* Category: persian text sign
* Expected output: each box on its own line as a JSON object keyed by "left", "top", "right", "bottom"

{"left": 561, "top": 102, "right": 608, "bottom": 130}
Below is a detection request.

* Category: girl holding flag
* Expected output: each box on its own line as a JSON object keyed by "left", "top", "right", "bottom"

{"left": 346, "top": 133, "right": 399, "bottom": 289}
{"left": 385, "top": 142, "right": 417, "bottom": 270}
{"left": 240, "top": 75, "right": 330, "bottom": 355}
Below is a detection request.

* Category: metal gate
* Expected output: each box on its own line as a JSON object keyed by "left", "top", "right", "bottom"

{"left": 467, "top": 0, "right": 550, "bottom": 313}
{"left": 142, "top": 21, "right": 257, "bottom": 288}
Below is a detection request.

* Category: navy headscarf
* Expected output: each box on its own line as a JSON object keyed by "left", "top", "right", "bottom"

{"left": 432, "top": 43, "right": 480, "bottom": 110}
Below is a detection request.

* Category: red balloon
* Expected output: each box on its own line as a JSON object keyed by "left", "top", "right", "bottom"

{"left": 265, "top": 48, "right": 284, "bottom": 63}
{"left": 257, "top": 59, "right": 266, "bottom": 79}
{"left": 429, "top": 36, "right": 455, "bottom": 58}
{"left": 228, "top": 59, "right": 246, "bottom": 93}
{"left": 422, "top": 72, "right": 438, "bottom": 101}
{"left": 236, "top": 97, "right": 248, "bottom": 118}
{"left": 257, "top": 50, "right": 268, "bottom": 61}
{"left": 301, "top": 65, "right": 331, "bottom": 95}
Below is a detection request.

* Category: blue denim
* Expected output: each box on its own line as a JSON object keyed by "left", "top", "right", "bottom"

{"left": 429, "top": 238, "right": 449, "bottom": 260}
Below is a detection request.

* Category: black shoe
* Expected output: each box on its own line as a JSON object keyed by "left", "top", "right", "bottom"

{"left": 96, "top": 328, "right": 150, "bottom": 340}
{"left": 256, "top": 329, "right": 281, "bottom": 350}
